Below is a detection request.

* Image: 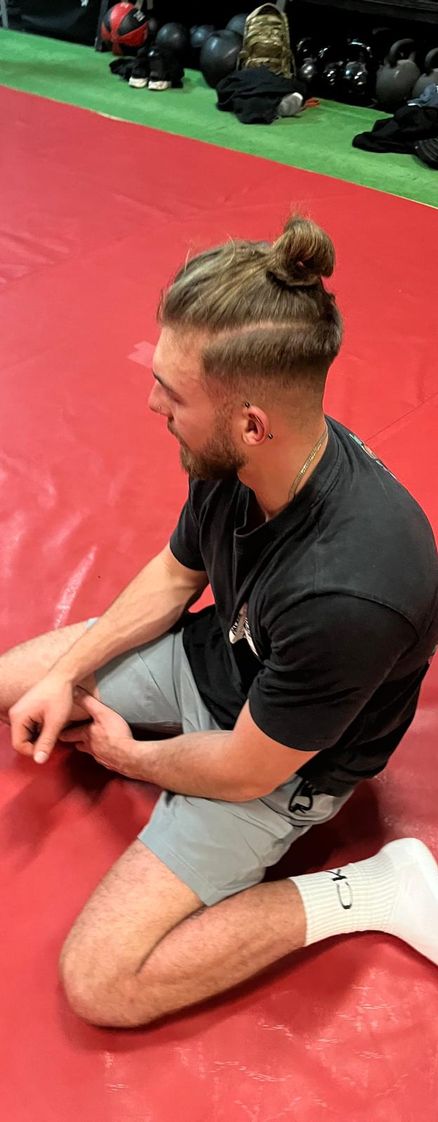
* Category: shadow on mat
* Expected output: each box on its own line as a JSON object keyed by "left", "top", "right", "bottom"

{"left": 263, "top": 781, "right": 385, "bottom": 880}
{"left": 2, "top": 722, "right": 178, "bottom": 863}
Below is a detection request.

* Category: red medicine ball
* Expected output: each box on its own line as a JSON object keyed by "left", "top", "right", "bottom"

{"left": 101, "top": 2, "right": 149, "bottom": 56}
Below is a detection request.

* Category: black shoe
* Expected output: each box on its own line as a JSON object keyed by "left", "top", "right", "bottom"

{"left": 415, "top": 136, "right": 438, "bottom": 169}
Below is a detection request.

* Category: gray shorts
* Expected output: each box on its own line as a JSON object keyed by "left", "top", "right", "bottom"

{"left": 92, "top": 623, "right": 355, "bottom": 907}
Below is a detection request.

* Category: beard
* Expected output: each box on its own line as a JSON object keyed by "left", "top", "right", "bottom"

{"left": 177, "top": 420, "right": 247, "bottom": 481}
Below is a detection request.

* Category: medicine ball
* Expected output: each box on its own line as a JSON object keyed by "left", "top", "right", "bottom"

{"left": 155, "top": 21, "right": 190, "bottom": 61}
{"left": 225, "top": 13, "right": 247, "bottom": 40}
{"left": 190, "top": 24, "right": 215, "bottom": 67}
{"left": 101, "top": 2, "right": 149, "bottom": 56}
{"left": 200, "top": 29, "right": 242, "bottom": 89}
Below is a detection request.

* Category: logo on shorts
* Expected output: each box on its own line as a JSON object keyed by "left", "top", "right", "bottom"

{"left": 288, "top": 779, "right": 315, "bottom": 816}
{"left": 229, "top": 603, "right": 259, "bottom": 658}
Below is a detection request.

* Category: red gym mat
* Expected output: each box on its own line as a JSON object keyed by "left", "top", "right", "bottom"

{"left": 1, "top": 88, "right": 437, "bottom": 1122}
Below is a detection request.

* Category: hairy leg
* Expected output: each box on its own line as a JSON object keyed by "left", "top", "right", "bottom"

{"left": 59, "top": 841, "right": 203, "bottom": 1023}
{"left": 0, "top": 621, "right": 98, "bottom": 722}
{"left": 59, "top": 838, "right": 305, "bottom": 1028}
{"left": 131, "top": 878, "right": 305, "bottom": 1026}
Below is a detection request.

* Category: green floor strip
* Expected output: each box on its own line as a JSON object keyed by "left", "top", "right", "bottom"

{"left": 1, "top": 29, "right": 436, "bottom": 207}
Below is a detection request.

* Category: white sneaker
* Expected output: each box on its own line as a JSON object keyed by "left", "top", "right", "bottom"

{"left": 382, "top": 838, "right": 438, "bottom": 965}
{"left": 129, "top": 75, "right": 148, "bottom": 89}
{"left": 277, "top": 92, "right": 304, "bottom": 118}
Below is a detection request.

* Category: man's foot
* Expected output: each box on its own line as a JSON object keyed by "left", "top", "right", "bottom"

{"left": 382, "top": 838, "right": 438, "bottom": 965}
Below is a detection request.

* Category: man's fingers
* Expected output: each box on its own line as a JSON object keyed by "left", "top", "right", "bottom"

{"left": 74, "top": 688, "right": 106, "bottom": 718}
{"left": 32, "top": 722, "right": 62, "bottom": 764}
{"left": 59, "top": 725, "right": 90, "bottom": 744}
{"left": 10, "top": 716, "right": 42, "bottom": 756}
{"left": 9, "top": 704, "right": 60, "bottom": 761}
{"left": 59, "top": 729, "right": 81, "bottom": 743}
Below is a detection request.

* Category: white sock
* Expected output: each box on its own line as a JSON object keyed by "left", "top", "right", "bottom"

{"left": 290, "top": 838, "right": 438, "bottom": 966}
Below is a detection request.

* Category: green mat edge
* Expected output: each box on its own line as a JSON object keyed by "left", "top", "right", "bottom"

{"left": 0, "top": 28, "right": 436, "bottom": 209}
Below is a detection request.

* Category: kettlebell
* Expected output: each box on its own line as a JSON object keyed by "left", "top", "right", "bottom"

{"left": 411, "top": 48, "right": 438, "bottom": 98}
{"left": 340, "top": 38, "right": 375, "bottom": 104}
{"left": 376, "top": 39, "right": 420, "bottom": 111}
{"left": 317, "top": 44, "right": 345, "bottom": 99}
{"left": 296, "top": 37, "right": 318, "bottom": 95}
{"left": 296, "top": 37, "right": 316, "bottom": 66}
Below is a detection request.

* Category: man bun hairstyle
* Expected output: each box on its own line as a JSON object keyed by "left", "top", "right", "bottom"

{"left": 266, "top": 214, "right": 335, "bottom": 289}
{"left": 158, "top": 213, "right": 343, "bottom": 397}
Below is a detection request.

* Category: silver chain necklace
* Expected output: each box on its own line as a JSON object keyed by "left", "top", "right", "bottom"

{"left": 287, "top": 423, "right": 328, "bottom": 502}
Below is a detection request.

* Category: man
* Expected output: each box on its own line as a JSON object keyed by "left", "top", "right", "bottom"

{"left": 2, "top": 214, "right": 438, "bottom": 1028}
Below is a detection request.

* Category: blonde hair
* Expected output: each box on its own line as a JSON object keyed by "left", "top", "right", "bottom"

{"left": 157, "top": 214, "right": 343, "bottom": 399}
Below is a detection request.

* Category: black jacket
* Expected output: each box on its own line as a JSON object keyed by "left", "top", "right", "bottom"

{"left": 353, "top": 105, "right": 438, "bottom": 154}
{"left": 217, "top": 66, "right": 306, "bottom": 124}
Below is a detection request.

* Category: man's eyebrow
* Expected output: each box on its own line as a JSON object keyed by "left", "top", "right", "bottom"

{"left": 152, "top": 370, "right": 183, "bottom": 400}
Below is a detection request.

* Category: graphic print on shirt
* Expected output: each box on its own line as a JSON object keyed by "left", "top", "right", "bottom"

{"left": 348, "top": 432, "right": 396, "bottom": 479}
{"left": 229, "top": 602, "right": 260, "bottom": 659}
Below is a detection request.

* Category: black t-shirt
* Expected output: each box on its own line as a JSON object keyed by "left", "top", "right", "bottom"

{"left": 170, "top": 417, "right": 438, "bottom": 796}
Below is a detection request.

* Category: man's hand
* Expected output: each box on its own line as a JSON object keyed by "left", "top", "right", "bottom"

{"left": 59, "top": 690, "right": 140, "bottom": 778}
{"left": 9, "top": 674, "right": 76, "bottom": 764}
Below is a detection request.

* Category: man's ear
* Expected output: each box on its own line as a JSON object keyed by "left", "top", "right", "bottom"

{"left": 242, "top": 403, "right": 272, "bottom": 445}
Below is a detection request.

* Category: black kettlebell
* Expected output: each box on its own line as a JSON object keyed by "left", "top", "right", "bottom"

{"left": 340, "top": 39, "right": 375, "bottom": 104}
{"left": 296, "top": 37, "right": 316, "bottom": 66}
{"left": 317, "top": 45, "right": 344, "bottom": 99}
{"left": 296, "top": 37, "right": 318, "bottom": 95}
{"left": 375, "top": 39, "right": 421, "bottom": 111}
{"left": 412, "top": 48, "right": 438, "bottom": 98}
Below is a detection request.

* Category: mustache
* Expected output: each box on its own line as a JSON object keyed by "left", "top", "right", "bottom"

{"left": 167, "top": 421, "right": 187, "bottom": 448}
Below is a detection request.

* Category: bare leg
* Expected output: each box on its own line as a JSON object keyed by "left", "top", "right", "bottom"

{"left": 131, "top": 879, "right": 306, "bottom": 1026}
{"left": 0, "top": 621, "right": 98, "bottom": 723}
{"left": 61, "top": 836, "right": 438, "bottom": 1029}
{"left": 59, "top": 839, "right": 306, "bottom": 1028}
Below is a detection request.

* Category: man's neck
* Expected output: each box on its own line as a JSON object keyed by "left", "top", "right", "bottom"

{"left": 239, "top": 417, "right": 329, "bottom": 521}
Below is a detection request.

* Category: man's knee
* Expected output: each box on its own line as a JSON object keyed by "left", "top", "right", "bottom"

{"left": 59, "top": 936, "right": 154, "bottom": 1027}
{"left": 60, "top": 931, "right": 116, "bottom": 1024}
{"left": 59, "top": 944, "right": 98, "bottom": 1023}
{"left": 58, "top": 841, "right": 202, "bottom": 1025}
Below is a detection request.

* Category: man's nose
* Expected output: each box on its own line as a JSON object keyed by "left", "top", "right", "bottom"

{"left": 148, "top": 384, "right": 165, "bottom": 415}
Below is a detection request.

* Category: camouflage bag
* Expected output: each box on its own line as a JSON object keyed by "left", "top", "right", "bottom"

{"left": 238, "top": 4, "right": 295, "bottom": 79}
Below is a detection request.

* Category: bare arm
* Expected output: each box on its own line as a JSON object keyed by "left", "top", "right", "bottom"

{"left": 9, "top": 546, "right": 207, "bottom": 761}
{"left": 54, "top": 545, "right": 208, "bottom": 684}
{"left": 63, "top": 696, "right": 318, "bottom": 802}
{"left": 126, "top": 702, "right": 317, "bottom": 800}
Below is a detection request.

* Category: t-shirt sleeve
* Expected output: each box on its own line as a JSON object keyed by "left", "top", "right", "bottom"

{"left": 169, "top": 484, "right": 205, "bottom": 571}
{"left": 248, "top": 595, "right": 415, "bottom": 751}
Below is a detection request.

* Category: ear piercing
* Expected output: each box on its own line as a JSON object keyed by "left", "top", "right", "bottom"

{"left": 243, "top": 401, "right": 273, "bottom": 440}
